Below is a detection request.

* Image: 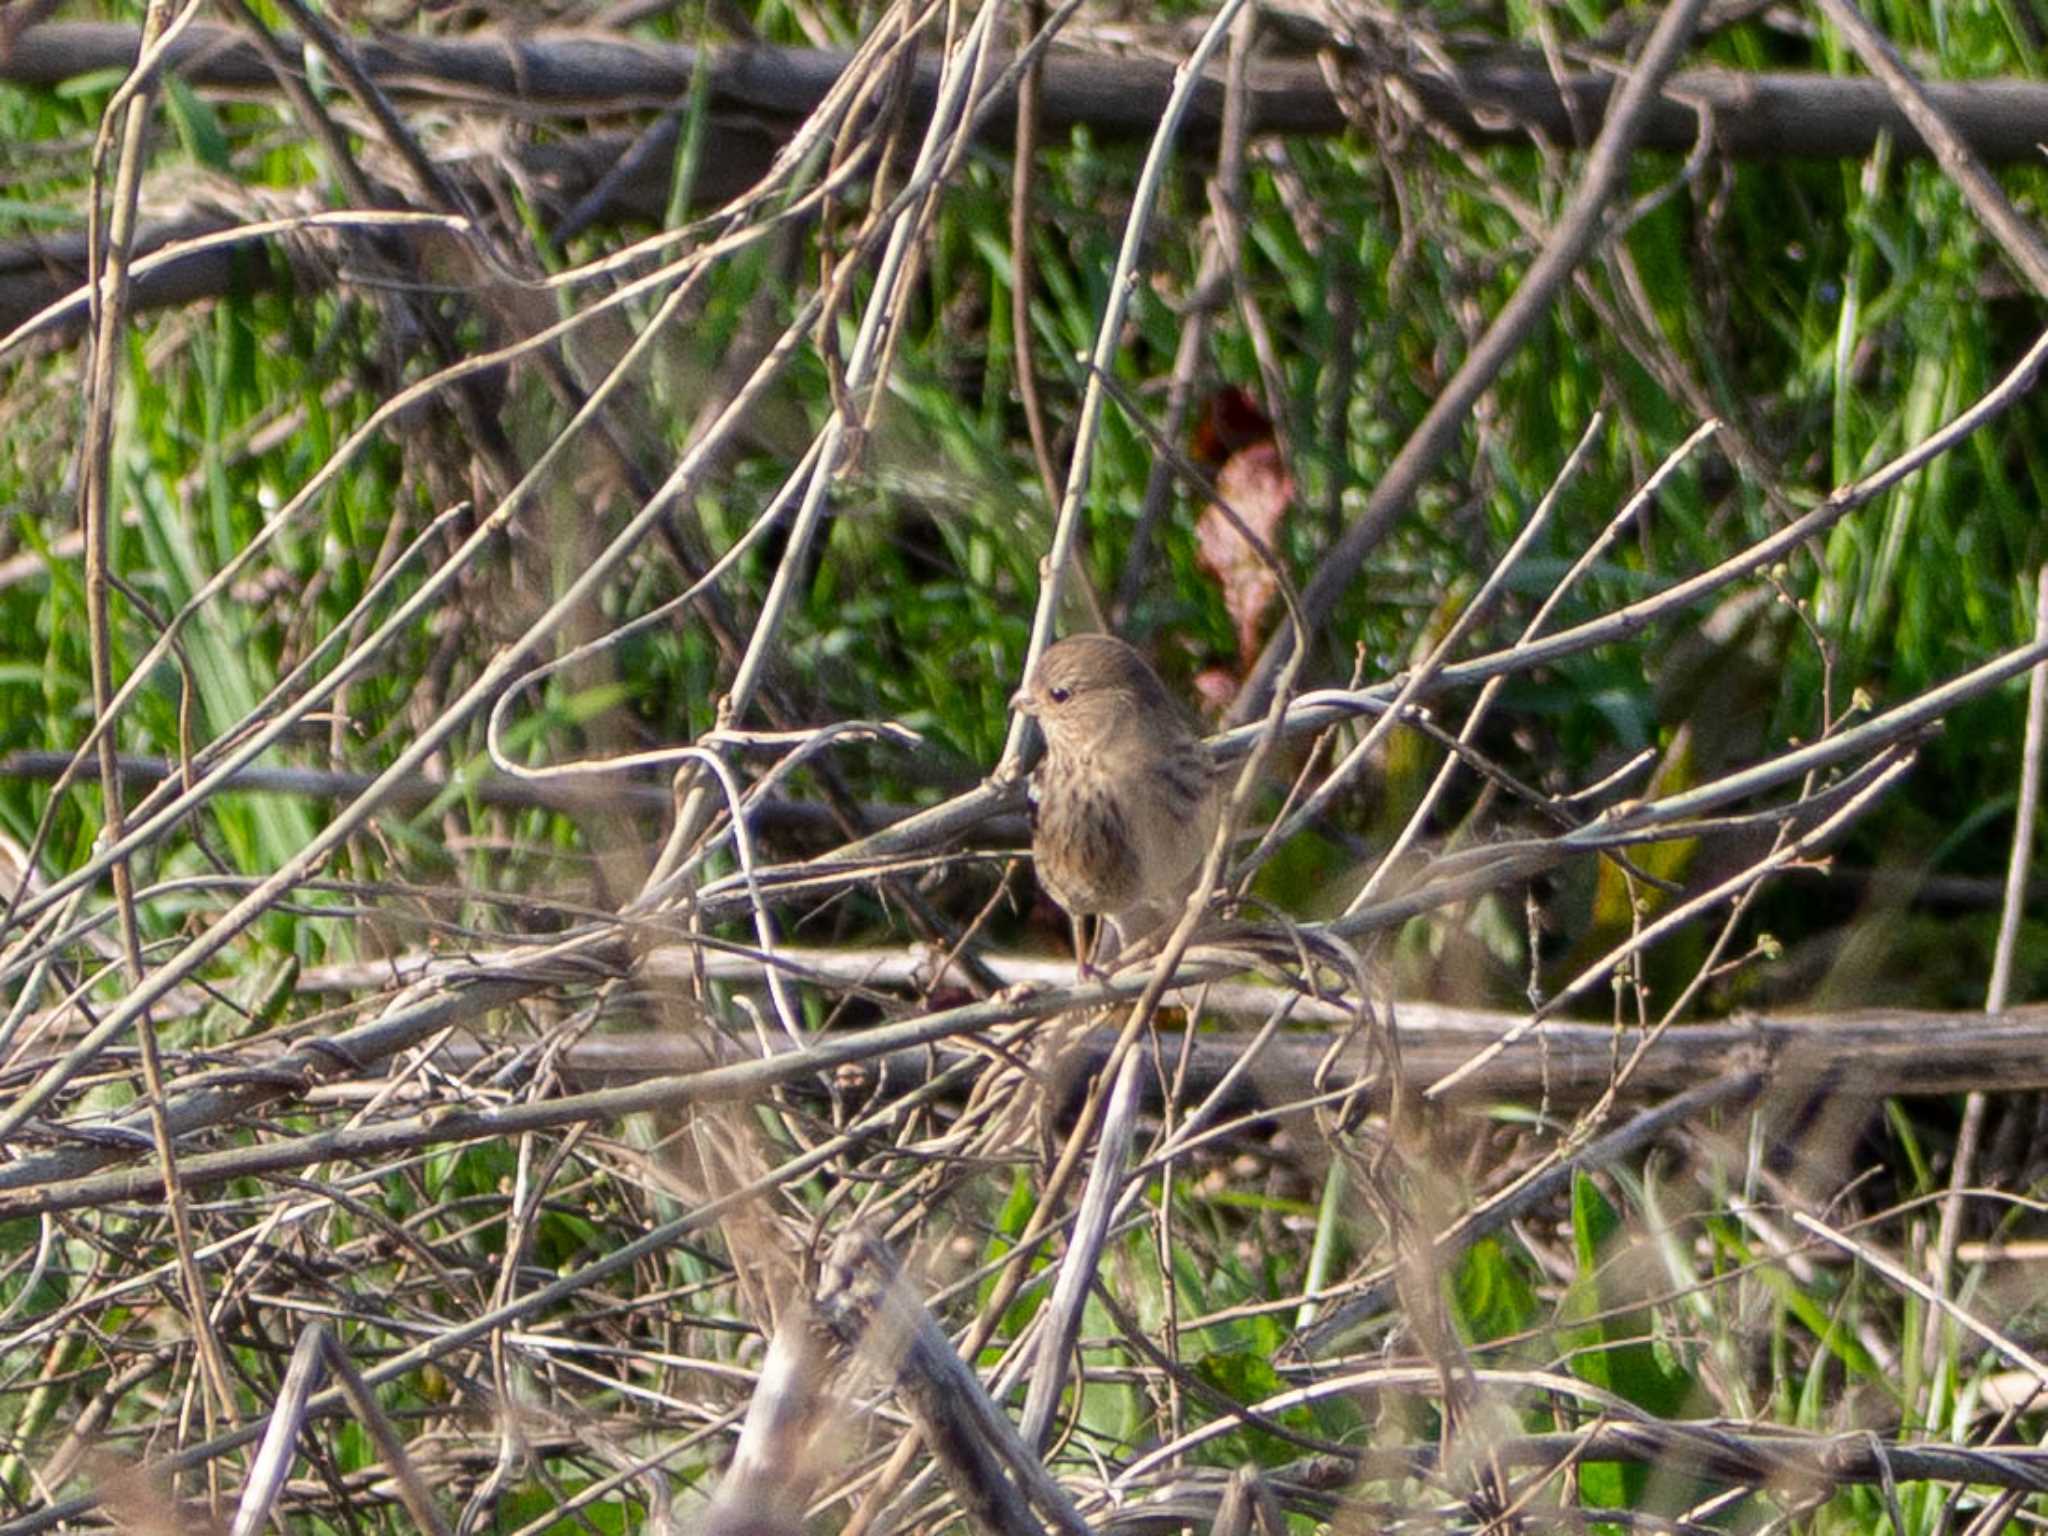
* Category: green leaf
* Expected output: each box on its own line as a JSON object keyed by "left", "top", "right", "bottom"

{"left": 53, "top": 67, "right": 126, "bottom": 99}
{"left": 1191, "top": 1348, "right": 1315, "bottom": 1468}
{"left": 163, "top": 75, "right": 232, "bottom": 172}
{"left": 1452, "top": 1236, "right": 1540, "bottom": 1347}
{"left": 1562, "top": 1172, "right": 1699, "bottom": 1509}
{"left": 976, "top": 1170, "right": 1045, "bottom": 1343}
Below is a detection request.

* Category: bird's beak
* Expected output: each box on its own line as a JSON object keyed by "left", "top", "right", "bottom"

{"left": 1009, "top": 688, "right": 1035, "bottom": 717}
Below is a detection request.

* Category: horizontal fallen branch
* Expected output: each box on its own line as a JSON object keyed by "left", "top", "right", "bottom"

{"left": 2, "top": 935, "right": 2043, "bottom": 1216}
{"left": 539, "top": 945, "right": 2048, "bottom": 1115}
{"left": 9, "top": 20, "right": 2048, "bottom": 161}
{"left": 1105, "top": 1419, "right": 2048, "bottom": 1528}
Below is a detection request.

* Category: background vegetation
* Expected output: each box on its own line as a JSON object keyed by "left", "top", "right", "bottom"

{"left": 2, "top": 0, "right": 2048, "bottom": 1531}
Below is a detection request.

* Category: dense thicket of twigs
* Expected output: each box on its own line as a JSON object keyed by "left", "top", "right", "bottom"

{"left": 5, "top": 0, "right": 2048, "bottom": 1533}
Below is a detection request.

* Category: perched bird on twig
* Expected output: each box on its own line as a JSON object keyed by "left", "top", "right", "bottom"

{"left": 1011, "top": 635, "right": 1222, "bottom": 957}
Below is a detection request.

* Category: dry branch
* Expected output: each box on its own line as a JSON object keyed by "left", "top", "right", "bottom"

{"left": 1103, "top": 1421, "right": 2048, "bottom": 1527}
{"left": 479, "top": 982, "right": 2048, "bottom": 1105}
{"left": 816, "top": 1229, "right": 1091, "bottom": 1536}
{"left": 4, "top": 966, "right": 2046, "bottom": 1219}
{"left": 13, "top": 21, "right": 2048, "bottom": 162}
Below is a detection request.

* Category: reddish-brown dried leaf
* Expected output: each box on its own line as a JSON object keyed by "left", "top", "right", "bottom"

{"left": 1194, "top": 435, "right": 1294, "bottom": 669}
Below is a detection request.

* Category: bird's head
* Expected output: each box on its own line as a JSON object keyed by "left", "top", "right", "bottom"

{"left": 1011, "top": 634, "right": 1179, "bottom": 756}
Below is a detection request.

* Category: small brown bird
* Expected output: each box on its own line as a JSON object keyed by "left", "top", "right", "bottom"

{"left": 1011, "top": 635, "right": 1222, "bottom": 951}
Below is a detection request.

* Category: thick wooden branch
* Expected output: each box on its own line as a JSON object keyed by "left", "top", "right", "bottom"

{"left": 11, "top": 22, "right": 2048, "bottom": 340}
{"left": 1106, "top": 1422, "right": 2048, "bottom": 1525}
{"left": 491, "top": 963, "right": 2048, "bottom": 1108}
{"left": 9, "top": 21, "right": 2048, "bottom": 161}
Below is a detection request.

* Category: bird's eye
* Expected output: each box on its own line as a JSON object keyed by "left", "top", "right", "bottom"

{"left": 1047, "top": 686, "right": 1071, "bottom": 704}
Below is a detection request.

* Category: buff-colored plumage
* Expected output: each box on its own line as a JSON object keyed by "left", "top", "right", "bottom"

{"left": 1011, "top": 635, "right": 1221, "bottom": 946}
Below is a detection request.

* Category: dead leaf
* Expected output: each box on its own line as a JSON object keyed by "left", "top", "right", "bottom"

{"left": 1194, "top": 436, "right": 1295, "bottom": 669}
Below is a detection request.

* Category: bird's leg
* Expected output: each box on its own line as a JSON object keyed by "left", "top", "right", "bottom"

{"left": 1092, "top": 915, "right": 1130, "bottom": 973}
{"left": 1068, "top": 913, "right": 1107, "bottom": 981}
